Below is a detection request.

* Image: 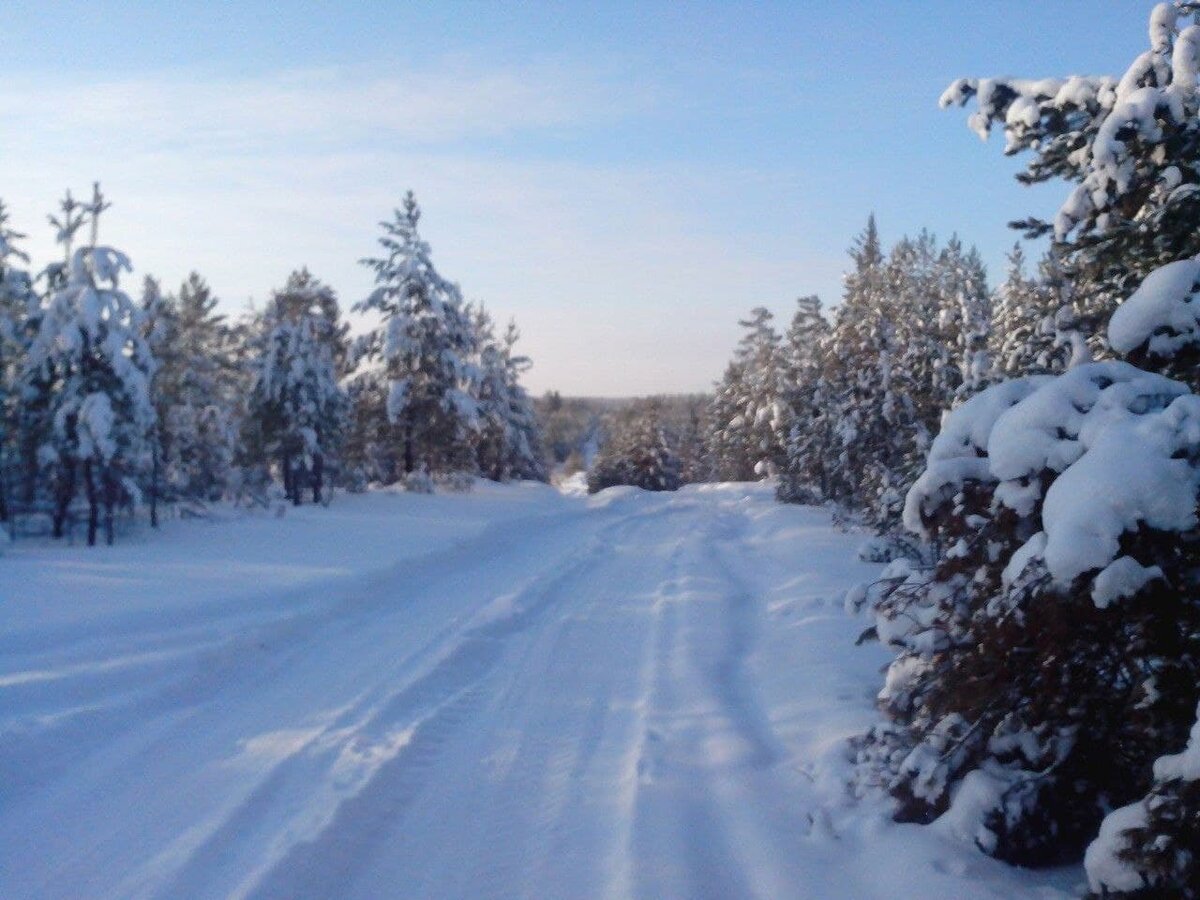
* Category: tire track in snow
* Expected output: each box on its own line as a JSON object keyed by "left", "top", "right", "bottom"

{"left": 627, "top": 496, "right": 804, "bottom": 900}
{"left": 215, "top": 512, "right": 649, "bottom": 900}
{"left": 1, "top": 502, "right": 643, "bottom": 900}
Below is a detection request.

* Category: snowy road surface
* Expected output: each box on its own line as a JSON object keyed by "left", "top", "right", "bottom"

{"left": 1, "top": 483, "right": 1076, "bottom": 899}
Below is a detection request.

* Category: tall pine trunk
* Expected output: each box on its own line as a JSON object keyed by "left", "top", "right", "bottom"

{"left": 403, "top": 421, "right": 415, "bottom": 475}
{"left": 83, "top": 458, "right": 98, "bottom": 547}
{"left": 149, "top": 440, "right": 160, "bottom": 528}
{"left": 312, "top": 451, "right": 323, "bottom": 504}
{"left": 281, "top": 449, "right": 293, "bottom": 503}
{"left": 103, "top": 467, "right": 116, "bottom": 546}
{"left": 52, "top": 460, "right": 76, "bottom": 539}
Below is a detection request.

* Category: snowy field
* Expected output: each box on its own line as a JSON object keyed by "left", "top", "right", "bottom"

{"left": 1, "top": 482, "right": 1078, "bottom": 899}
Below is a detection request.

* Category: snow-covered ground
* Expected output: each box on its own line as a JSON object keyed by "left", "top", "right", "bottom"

{"left": 1, "top": 482, "right": 1079, "bottom": 899}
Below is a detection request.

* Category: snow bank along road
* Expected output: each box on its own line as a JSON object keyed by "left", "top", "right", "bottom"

{"left": 1, "top": 483, "right": 1076, "bottom": 899}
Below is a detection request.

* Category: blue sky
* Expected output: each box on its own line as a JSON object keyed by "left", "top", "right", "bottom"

{"left": 0, "top": 2, "right": 1156, "bottom": 395}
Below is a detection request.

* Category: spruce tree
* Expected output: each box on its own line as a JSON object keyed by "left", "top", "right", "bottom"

{"left": 353, "top": 192, "right": 480, "bottom": 477}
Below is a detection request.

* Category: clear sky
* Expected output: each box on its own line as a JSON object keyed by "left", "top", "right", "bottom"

{"left": 0, "top": 1, "right": 1156, "bottom": 395}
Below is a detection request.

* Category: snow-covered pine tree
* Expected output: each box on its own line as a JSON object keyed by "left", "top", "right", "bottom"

{"left": 472, "top": 308, "right": 547, "bottom": 483}
{"left": 775, "top": 294, "right": 830, "bottom": 503}
{"left": 858, "top": 348, "right": 1200, "bottom": 867}
{"left": 880, "top": 232, "right": 948, "bottom": 526}
{"left": 0, "top": 200, "right": 36, "bottom": 522}
{"left": 706, "top": 307, "right": 784, "bottom": 482}
{"left": 943, "top": 237, "right": 992, "bottom": 401}
{"left": 353, "top": 192, "right": 480, "bottom": 479}
{"left": 941, "top": 0, "right": 1200, "bottom": 347}
{"left": 142, "top": 272, "right": 241, "bottom": 519}
{"left": 1085, "top": 700, "right": 1200, "bottom": 897}
{"left": 24, "top": 185, "right": 156, "bottom": 544}
{"left": 854, "top": 11, "right": 1200, "bottom": 879}
{"left": 707, "top": 360, "right": 757, "bottom": 482}
{"left": 989, "top": 244, "right": 1066, "bottom": 379}
{"left": 246, "top": 269, "right": 349, "bottom": 505}
{"left": 821, "top": 216, "right": 893, "bottom": 514}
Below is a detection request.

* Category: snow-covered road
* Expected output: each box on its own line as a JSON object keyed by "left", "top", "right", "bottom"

{"left": 1, "top": 484, "right": 1077, "bottom": 899}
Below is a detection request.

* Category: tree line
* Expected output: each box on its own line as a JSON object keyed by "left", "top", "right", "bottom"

{"left": 0, "top": 188, "right": 546, "bottom": 545}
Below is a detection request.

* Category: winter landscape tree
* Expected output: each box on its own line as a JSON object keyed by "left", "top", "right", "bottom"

{"left": 23, "top": 185, "right": 157, "bottom": 545}
{"left": 246, "top": 269, "right": 349, "bottom": 505}
{"left": 142, "top": 272, "right": 241, "bottom": 518}
{"left": 352, "top": 192, "right": 480, "bottom": 483}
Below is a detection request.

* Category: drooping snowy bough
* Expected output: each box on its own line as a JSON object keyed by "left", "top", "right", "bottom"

{"left": 942, "top": 2, "right": 1200, "bottom": 339}
{"left": 856, "top": 257, "right": 1200, "bottom": 876}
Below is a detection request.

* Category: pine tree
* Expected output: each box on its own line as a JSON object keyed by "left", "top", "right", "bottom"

{"left": 472, "top": 309, "right": 547, "bottom": 483}
{"left": 246, "top": 269, "right": 349, "bottom": 505}
{"left": 822, "top": 216, "right": 891, "bottom": 512}
{"left": 24, "top": 185, "right": 157, "bottom": 545}
{"left": 142, "top": 272, "right": 241, "bottom": 519}
{"left": 706, "top": 307, "right": 784, "bottom": 481}
{"left": 353, "top": 192, "right": 480, "bottom": 478}
{"left": 776, "top": 294, "right": 830, "bottom": 503}
{"left": 0, "top": 200, "right": 36, "bottom": 522}
{"left": 858, "top": 353, "right": 1200, "bottom": 867}
{"left": 707, "top": 361, "right": 757, "bottom": 482}
{"left": 989, "top": 244, "right": 1065, "bottom": 379}
{"left": 1085, "top": 700, "right": 1200, "bottom": 897}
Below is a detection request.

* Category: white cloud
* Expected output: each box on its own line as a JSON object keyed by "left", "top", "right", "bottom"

{"left": 0, "top": 61, "right": 646, "bottom": 150}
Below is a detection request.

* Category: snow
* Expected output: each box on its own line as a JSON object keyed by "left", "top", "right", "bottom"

{"left": 0, "top": 482, "right": 1076, "bottom": 899}
{"left": 1153, "top": 700, "right": 1200, "bottom": 782}
{"left": 904, "top": 360, "right": 1198, "bottom": 601}
{"left": 1041, "top": 392, "right": 1200, "bottom": 586}
{"left": 1090, "top": 555, "right": 1163, "bottom": 609}
{"left": 1108, "top": 256, "right": 1200, "bottom": 357}
{"left": 1083, "top": 800, "right": 1150, "bottom": 894}
{"left": 903, "top": 377, "right": 1048, "bottom": 536}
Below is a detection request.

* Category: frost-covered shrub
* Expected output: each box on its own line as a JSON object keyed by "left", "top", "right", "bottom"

{"left": 856, "top": 349, "right": 1200, "bottom": 867}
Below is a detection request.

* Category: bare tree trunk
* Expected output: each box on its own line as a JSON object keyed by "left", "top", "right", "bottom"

{"left": 150, "top": 441, "right": 160, "bottom": 528}
{"left": 312, "top": 452, "right": 323, "bottom": 504}
{"left": 53, "top": 460, "right": 76, "bottom": 539}
{"left": 83, "top": 458, "right": 98, "bottom": 547}
{"left": 403, "top": 422, "right": 415, "bottom": 476}
{"left": 104, "top": 467, "right": 116, "bottom": 546}
{"left": 281, "top": 450, "right": 293, "bottom": 503}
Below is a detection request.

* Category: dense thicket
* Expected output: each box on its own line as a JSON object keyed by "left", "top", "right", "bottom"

{"left": 0, "top": 188, "right": 546, "bottom": 543}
